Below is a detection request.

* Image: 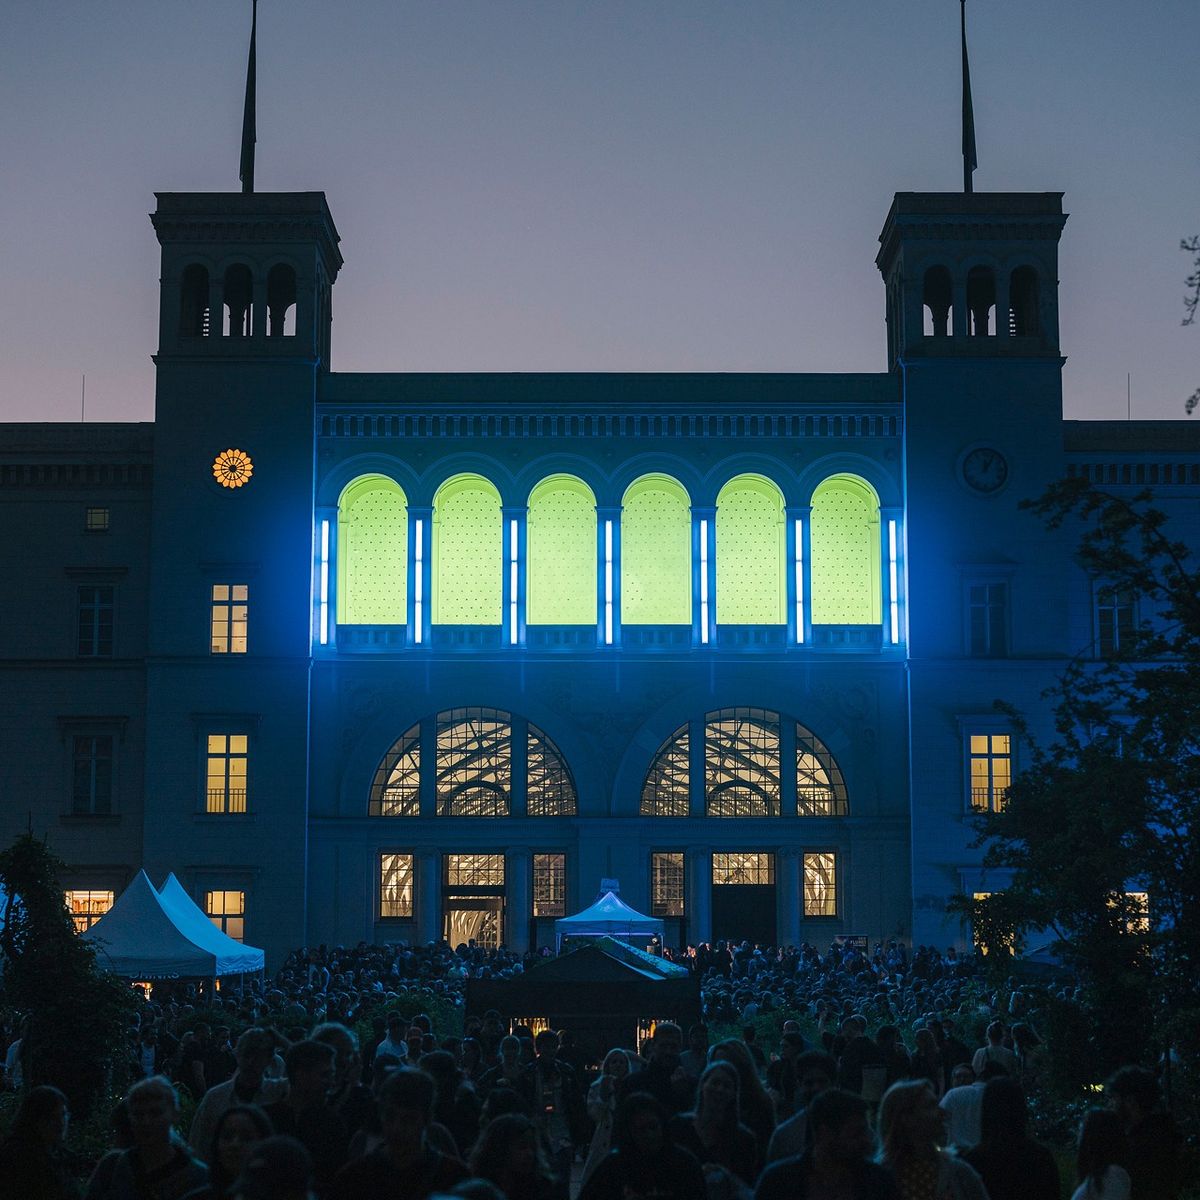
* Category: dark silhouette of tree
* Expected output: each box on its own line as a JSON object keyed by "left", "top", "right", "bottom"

{"left": 1184, "top": 235, "right": 1199, "bottom": 415}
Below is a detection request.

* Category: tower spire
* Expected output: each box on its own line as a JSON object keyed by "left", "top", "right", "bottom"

{"left": 961, "top": 0, "right": 977, "bottom": 193}
{"left": 239, "top": 0, "right": 258, "bottom": 193}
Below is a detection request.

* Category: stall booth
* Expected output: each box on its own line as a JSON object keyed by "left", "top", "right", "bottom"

{"left": 552, "top": 890, "right": 664, "bottom": 952}
{"left": 466, "top": 935, "right": 700, "bottom": 1066}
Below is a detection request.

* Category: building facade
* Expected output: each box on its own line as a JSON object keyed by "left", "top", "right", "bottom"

{"left": 2, "top": 186, "right": 1198, "bottom": 967}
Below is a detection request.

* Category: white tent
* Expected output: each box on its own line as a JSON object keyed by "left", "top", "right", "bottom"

{"left": 81, "top": 870, "right": 263, "bottom": 979}
{"left": 157, "top": 873, "right": 264, "bottom": 976}
{"left": 554, "top": 890, "right": 664, "bottom": 950}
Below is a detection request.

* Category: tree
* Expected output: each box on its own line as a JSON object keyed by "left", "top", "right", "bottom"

{"left": 0, "top": 834, "right": 136, "bottom": 1116}
{"left": 952, "top": 478, "right": 1200, "bottom": 1081}
{"left": 1184, "top": 234, "right": 1199, "bottom": 415}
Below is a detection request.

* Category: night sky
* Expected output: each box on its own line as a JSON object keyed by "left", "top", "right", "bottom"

{"left": 1, "top": 1, "right": 1196, "bottom": 423}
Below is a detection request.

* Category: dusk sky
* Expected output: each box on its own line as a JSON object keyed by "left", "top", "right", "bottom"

{"left": 1, "top": 1, "right": 1196, "bottom": 423}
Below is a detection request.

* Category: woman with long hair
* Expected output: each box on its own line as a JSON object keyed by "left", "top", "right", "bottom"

{"left": 666, "top": 1061, "right": 759, "bottom": 1192}
{"left": 878, "top": 1079, "right": 986, "bottom": 1200}
{"left": 187, "top": 1104, "right": 273, "bottom": 1200}
{"left": 582, "top": 1048, "right": 633, "bottom": 1184}
{"left": 908, "top": 1027, "right": 944, "bottom": 1097}
{"left": 468, "top": 1113, "right": 555, "bottom": 1200}
{"left": 1071, "top": 1109, "right": 1131, "bottom": 1200}
{"left": 707, "top": 1039, "right": 775, "bottom": 1161}
{"left": 962, "top": 1076, "right": 1059, "bottom": 1200}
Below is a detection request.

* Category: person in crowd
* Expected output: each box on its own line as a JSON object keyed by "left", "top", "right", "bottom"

{"left": 970, "top": 1021, "right": 1017, "bottom": 1078}
{"left": 0, "top": 1084, "right": 79, "bottom": 1200}
{"left": 230, "top": 1135, "right": 314, "bottom": 1200}
{"left": 460, "top": 1038, "right": 485, "bottom": 1086}
{"left": 518, "top": 1030, "right": 585, "bottom": 1200}
{"left": 191, "top": 1029, "right": 288, "bottom": 1159}
{"left": 477, "top": 1035, "right": 523, "bottom": 1097}
{"left": 468, "top": 1113, "right": 555, "bottom": 1200}
{"left": 420, "top": 1049, "right": 482, "bottom": 1160}
{"left": 679, "top": 1023, "right": 710, "bottom": 1085}
{"left": 708, "top": 1039, "right": 776, "bottom": 1161}
{"left": 1104, "top": 1066, "right": 1183, "bottom": 1200}
{"left": 1071, "top": 1109, "right": 1131, "bottom": 1200}
{"left": 376, "top": 1014, "right": 411, "bottom": 1066}
{"left": 836, "top": 1015, "right": 887, "bottom": 1095}
{"left": 186, "top": 1104, "right": 273, "bottom": 1200}
{"left": 877, "top": 1079, "right": 987, "bottom": 1200}
{"left": 765, "top": 1031, "right": 806, "bottom": 1117}
{"left": 874, "top": 1026, "right": 910, "bottom": 1088}
{"left": 262, "top": 1040, "right": 348, "bottom": 1195}
{"left": 962, "top": 1075, "right": 1058, "bottom": 1200}
{"left": 331, "top": 1068, "right": 468, "bottom": 1200}
{"left": 577, "top": 1092, "right": 707, "bottom": 1200}
{"left": 666, "top": 1060, "right": 759, "bottom": 1189}
{"left": 907, "top": 1027, "right": 944, "bottom": 1097}
{"left": 937, "top": 1063, "right": 987, "bottom": 1152}
{"left": 311, "top": 1022, "right": 376, "bottom": 1143}
{"left": 582, "top": 1048, "right": 633, "bottom": 1184}
{"left": 86, "top": 1076, "right": 208, "bottom": 1200}
{"left": 765, "top": 1050, "right": 837, "bottom": 1164}
{"left": 742, "top": 1026, "right": 768, "bottom": 1074}
{"left": 939, "top": 1019, "right": 973, "bottom": 1076}
{"left": 619, "top": 1022, "right": 694, "bottom": 1116}
{"left": 754, "top": 1088, "right": 899, "bottom": 1200}
{"left": 133, "top": 1022, "right": 172, "bottom": 1080}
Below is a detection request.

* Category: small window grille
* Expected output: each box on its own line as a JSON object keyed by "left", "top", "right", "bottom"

{"left": 1096, "top": 588, "right": 1135, "bottom": 657}
{"left": 85, "top": 507, "right": 110, "bottom": 532}
{"left": 968, "top": 583, "right": 1008, "bottom": 657}
{"left": 77, "top": 586, "right": 114, "bottom": 657}
{"left": 210, "top": 584, "right": 249, "bottom": 654}
{"left": 72, "top": 735, "right": 113, "bottom": 815}
{"left": 205, "top": 890, "right": 245, "bottom": 941}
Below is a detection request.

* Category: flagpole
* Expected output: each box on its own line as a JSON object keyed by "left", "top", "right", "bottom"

{"left": 239, "top": 0, "right": 258, "bottom": 193}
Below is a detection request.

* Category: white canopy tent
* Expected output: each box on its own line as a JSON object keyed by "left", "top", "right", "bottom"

{"left": 157, "top": 873, "right": 264, "bottom": 976}
{"left": 81, "top": 870, "right": 264, "bottom": 978}
{"left": 554, "top": 890, "right": 664, "bottom": 951}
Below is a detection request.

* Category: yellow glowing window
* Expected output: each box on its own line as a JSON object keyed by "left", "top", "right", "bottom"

{"left": 338, "top": 475, "right": 408, "bottom": 625}
{"left": 1111, "top": 890, "right": 1150, "bottom": 934}
{"left": 715, "top": 475, "right": 786, "bottom": 624}
{"left": 205, "top": 890, "right": 245, "bottom": 941}
{"left": 532, "top": 853, "right": 566, "bottom": 917}
{"left": 210, "top": 584, "right": 248, "bottom": 654}
{"left": 64, "top": 889, "right": 113, "bottom": 933}
{"left": 713, "top": 852, "right": 775, "bottom": 886}
{"left": 969, "top": 734, "right": 1011, "bottom": 811}
{"left": 433, "top": 475, "right": 502, "bottom": 624}
{"left": 810, "top": 475, "right": 881, "bottom": 625}
{"left": 803, "top": 852, "right": 837, "bottom": 916}
{"left": 207, "top": 734, "right": 248, "bottom": 813}
{"left": 527, "top": 476, "right": 597, "bottom": 625}
{"left": 621, "top": 475, "right": 691, "bottom": 625}
{"left": 445, "top": 854, "right": 506, "bottom": 887}
{"left": 651, "top": 852, "right": 685, "bottom": 916}
{"left": 380, "top": 853, "right": 415, "bottom": 918}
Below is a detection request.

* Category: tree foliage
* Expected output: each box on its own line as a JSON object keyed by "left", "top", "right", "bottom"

{"left": 1184, "top": 234, "right": 1199, "bottom": 415}
{"left": 0, "top": 834, "right": 135, "bottom": 1116}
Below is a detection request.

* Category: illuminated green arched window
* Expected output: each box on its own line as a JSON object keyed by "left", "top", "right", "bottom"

{"left": 810, "top": 474, "right": 882, "bottom": 625}
{"left": 716, "top": 475, "right": 785, "bottom": 624}
{"left": 337, "top": 475, "right": 407, "bottom": 625}
{"left": 527, "top": 475, "right": 596, "bottom": 625}
{"left": 621, "top": 475, "right": 691, "bottom": 625}
{"left": 433, "top": 475, "right": 502, "bottom": 624}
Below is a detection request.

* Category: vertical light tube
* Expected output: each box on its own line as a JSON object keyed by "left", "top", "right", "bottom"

{"left": 794, "top": 516, "right": 804, "bottom": 644}
{"left": 413, "top": 518, "right": 424, "bottom": 645}
{"left": 888, "top": 518, "right": 900, "bottom": 644}
{"left": 509, "top": 518, "right": 519, "bottom": 645}
{"left": 699, "top": 517, "right": 710, "bottom": 645}
{"left": 604, "top": 519, "right": 614, "bottom": 645}
{"left": 318, "top": 519, "right": 329, "bottom": 645}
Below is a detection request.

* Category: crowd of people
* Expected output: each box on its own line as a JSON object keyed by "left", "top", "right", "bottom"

{"left": 0, "top": 937, "right": 1187, "bottom": 1200}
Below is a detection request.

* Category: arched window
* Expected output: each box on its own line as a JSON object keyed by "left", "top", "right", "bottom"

{"left": 1009, "top": 266, "right": 1039, "bottom": 337}
{"left": 967, "top": 266, "right": 996, "bottom": 337}
{"left": 179, "top": 264, "right": 210, "bottom": 337}
{"left": 223, "top": 264, "right": 254, "bottom": 337}
{"left": 716, "top": 475, "right": 785, "bottom": 624}
{"left": 922, "top": 266, "right": 952, "bottom": 337}
{"left": 337, "top": 475, "right": 407, "bottom": 625}
{"left": 639, "top": 709, "right": 848, "bottom": 817}
{"left": 368, "top": 709, "right": 577, "bottom": 817}
{"left": 621, "top": 475, "right": 691, "bottom": 625}
{"left": 267, "top": 264, "right": 297, "bottom": 337}
{"left": 527, "top": 475, "right": 596, "bottom": 625}
{"left": 809, "top": 475, "right": 881, "bottom": 626}
{"left": 433, "top": 475, "right": 502, "bottom": 624}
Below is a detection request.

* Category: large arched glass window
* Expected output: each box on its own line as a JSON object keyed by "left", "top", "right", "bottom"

{"left": 433, "top": 475, "right": 502, "bottom": 624}
{"left": 809, "top": 475, "right": 881, "bottom": 625}
{"left": 368, "top": 709, "right": 577, "bottom": 817}
{"left": 716, "top": 475, "right": 786, "bottom": 624}
{"left": 527, "top": 475, "right": 597, "bottom": 625}
{"left": 337, "top": 475, "right": 408, "bottom": 625}
{"left": 621, "top": 475, "right": 691, "bottom": 625}
{"left": 639, "top": 709, "right": 848, "bottom": 817}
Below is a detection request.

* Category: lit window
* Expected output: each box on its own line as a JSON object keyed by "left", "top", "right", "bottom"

{"left": 444, "top": 854, "right": 505, "bottom": 947}
{"left": 206, "top": 891, "right": 245, "bottom": 941}
{"left": 796, "top": 726, "right": 849, "bottom": 816}
{"left": 968, "top": 583, "right": 1008, "bottom": 657}
{"left": 803, "top": 852, "right": 837, "bottom": 916}
{"left": 620, "top": 475, "right": 691, "bottom": 625}
{"left": 810, "top": 475, "right": 881, "bottom": 625}
{"left": 64, "top": 889, "right": 113, "bottom": 933}
{"left": 969, "top": 734, "right": 1011, "bottom": 812}
{"left": 971, "top": 891, "right": 1015, "bottom": 955}
{"left": 641, "top": 725, "right": 691, "bottom": 816}
{"left": 713, "top": 852, "right": 775, "bottom": 885}
{"left": 379, "top": 854, "right": 414, "bottom": 918}
{"left": 1096, "top": 588, "right": 1135, "bottom": 658}
{"left": 206, "top": 734, "right": 248, "bottom": 813}
{"left": 445, "top": 854, "right": 506, "bottom": 887}
{"left": 210, "top": 585, "right": 248, "bottom": 654}
{"left": 369, "top": 724, "right": 421, "bottom": 815}
{"left": 532, "top": 853, "right": 566, "bottom": 917}
{"left": 527, "top": 476, "right": 597, "bottom": 625}
{"left": 706, "top": 709, "right": 781, "bottom": 816}
{"left": 337, "top": 476, "right": 408, "bottom": 625}
{"left": 527, "top": 726, "right": 578, "bottom": 816}
{"left": 72, "top": 735, "right": 113, "bottom": 815}
{"left": 1118, "top": 890, "right": 1150, "bottom": 934}
{"left": 650, "top": 852, "right": 685, "bottom": 916}
{"left": 85, "top": 507, "right": 110, "bottom": 532}
{"left": 77, "top": 586, "right": 114, "bottom": 657}
{"left": 715, "top": 475, "right": 786, "bottom": 624}
{"left": 432, "top": 475, "right": 502, "bottom": 625}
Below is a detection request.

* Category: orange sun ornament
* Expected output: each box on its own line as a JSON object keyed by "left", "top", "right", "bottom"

{"left": 213, "top": 448, "right": 253, "bottom": 489}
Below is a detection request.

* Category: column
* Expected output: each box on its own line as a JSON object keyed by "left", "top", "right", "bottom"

{"left": 785, "top": 504, "right": 810, "bottom": 646}
{"left": 687, "top": 847, "right": 712, "bottom": 946}
{"left": 995, "top": 272, "right": 1011, "bottom": 340}
{"left": 881, "top": 506, "right": 902, "bottom": 646}
{"left": 952, "top": 278, "right": 968, "bottom": 340}
{"left": 407, "top": 506, "right": 432, "bottom": 647}
{"left": 417, "top": 850, "right": 440, "bottom": 945}
{"left": 314, "top": 504, "right": 337, "bottom": 650}
{"left": 596, "top": 505, "right": 622, "bottom": 648}
{"left": 208, "top": 277, "right": 224, "bottom": 339}
{"left": 501, "top": 505, "right": 527, "bottom": 647}
{"left": 691, "top": 505, "right": 716, "bottom": 647}
{"left": 418, "top": 717, "right": 438, "bottom": 818}
{"left": 505, "top": 849, "right": 531, "bottom": 953}
{"left": 510, "top": 717, "right": 528, "bottom": 818}
{"left": 687, "top": 718, "right": 706, "bottom": 817}
{"left": 778, "top": 848, "right": 801, "bottom": 948}
{"left": 251, "top": 276, "right": 268, "bottom": 341}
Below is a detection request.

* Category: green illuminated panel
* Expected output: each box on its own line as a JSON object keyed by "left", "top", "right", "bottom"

{"left": 527, "top": 476, "right": 597, "bottom": 625}
{"left": 716, "top": 475, "right": 785, "bottom": 624}
{"left": 433, "top": 475, "right": 502, "bottom": 624}
{"left": 810, "top": 475, "right": 881, "bottom": 624}
{"left": 337, "top": 475, "right": 407, "bottom": 624}
{"left": 621, "top": 475, "right": 691, "bottom": 625}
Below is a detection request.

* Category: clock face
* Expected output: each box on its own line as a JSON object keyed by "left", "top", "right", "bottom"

{"left": 961, "top": 447, "right": 1008, "bottom": 494}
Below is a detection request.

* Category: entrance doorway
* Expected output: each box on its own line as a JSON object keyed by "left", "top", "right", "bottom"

{"left": 711, "top": 852, "right": 776, "bottom": 945}
{"left": 443, "top": 854, "right": 506, "bottom": 948}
